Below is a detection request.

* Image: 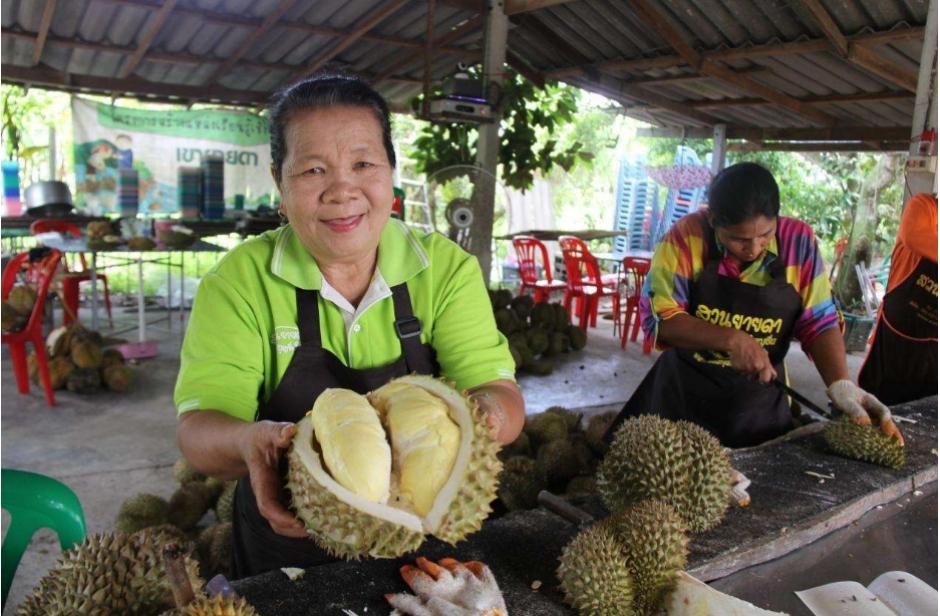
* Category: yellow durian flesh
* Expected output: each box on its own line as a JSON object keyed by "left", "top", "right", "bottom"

{"left": 310, "top": 389, "right": 391, "bottom": 504}
{"left": 369, "top": 381, "right": 461, "bottom": 517}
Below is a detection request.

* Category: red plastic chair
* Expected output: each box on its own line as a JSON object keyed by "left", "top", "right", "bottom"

{"left": 620, "top": 256, "right": 652, "bottom": 353}
{"left": 30, "top": 220, "right": 113, "bottom": 328}
{"left": 2, "top": 249, "right": 63, "bottom": 406}
{"left": 558, "top": 235, "right": 620, "bottom": 330}
{"left": 511, "top": 236, "right": 566, "bottom": 303}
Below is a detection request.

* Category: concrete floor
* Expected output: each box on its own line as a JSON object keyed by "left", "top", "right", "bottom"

{"left": 0, "top": 299, "right": 865, "bottom": 613}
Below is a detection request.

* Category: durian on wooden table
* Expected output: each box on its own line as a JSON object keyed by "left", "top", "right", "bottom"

{"left": 231, "top": 397, "right": 937, "bottom": 615}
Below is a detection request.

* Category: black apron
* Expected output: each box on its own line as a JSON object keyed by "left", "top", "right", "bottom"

{"left": 858, "top": 255, "right": 938, "bottom": 405}
{"left": 608, "top": 222, "right": 803, "bottom": 448}
{"left": 231, "top": 283, "right": 438, "bottom": 578}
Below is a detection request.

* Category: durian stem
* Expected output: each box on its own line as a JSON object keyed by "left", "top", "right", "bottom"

{"left": 537, "top": 490, "right": 595, "bottom": 526}
{"left": 163, "top": 543, "right": 197, "bottom": 608}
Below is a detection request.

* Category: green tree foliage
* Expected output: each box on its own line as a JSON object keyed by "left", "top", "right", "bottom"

{"left": 409, "top": 67, "right": 591, "bottom": 191}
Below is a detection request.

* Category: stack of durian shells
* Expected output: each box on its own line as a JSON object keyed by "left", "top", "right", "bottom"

{"left": 115, "top": 458, "right": 237, "bottom": 581}
{"left": 489, "top": 289, "right": 588, "bottom": 376}
{"left": 497, "top": 407, "right": 617, "bottom": 511}
{"left": 85, "top": 220, "right": 124, "bottom": 251}
{"left": 27, "top": 322, "right": 134, "bottom": 394}
{"left": 1, "top": 283, "right": 37, "bottom": 333}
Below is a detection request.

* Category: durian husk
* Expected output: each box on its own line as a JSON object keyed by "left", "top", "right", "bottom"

{"left": 101, "top": 348, "right": 126, "bottom": 369}
{"left": 65, "top": 367, "right": 101, "bottom": 394}
{"left": 174, "top": 457, "right": 207, "bottom": 485}
{"left": 127, "top": 236, "right": 157, "bottom": 251}
{"left": 103, "top": 363, "right": 134, "bottom": 392}
{"left": 167, "top": 482, "right": 213, "bottom": 531}
{"left": 597, "top": 415, "right": 732, "bottom": 533}
{"left": 8, "top": 284, "right": 37, "bottom": 316}
{"left": 196, "top": 523, "right": 233, "bottom": 580}
{"left": 603, "top": 499, "right": 689, "bottom": 614}
{"left": 823, "top": 415, "right": 905, "bottom": 469}
{"left": 497, "top": 456, "right": 546, "bottom": 511}
{"left": 524, "top": 412, "right": 568, "bottom": 446}
{"left": 214, "top": 481, "right": 236, "bottom": 523}
{"left": 557, "top": 522, "right": 635, "bottom": 616}
{"left": 161, "top": 594, "right": 259, "bottom": 616}
{"left": 2, "top": 302, "right": 29, "bottom": 332}
{"left": 71, "top": 339, "right": 103, "bottom": 369}
{"left": 286, "top": 375, "right": 501, "bottom": 559}
{"left": 115, "top": 493, "right": 170, "bottom": 533}
{"left": 16, "top": 529, "right": 203, "bottom": 616}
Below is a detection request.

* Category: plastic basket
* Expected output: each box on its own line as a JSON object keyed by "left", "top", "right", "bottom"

{"left": 842, "top": 312, "right": 874, "bottom": 353}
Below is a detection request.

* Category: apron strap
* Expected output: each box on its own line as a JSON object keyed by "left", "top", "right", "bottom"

{"left": 391, "top": 283, "right": 435, "bottom": 375}
{"left": 295, "top": 288, "right": 322, "bottom": 346}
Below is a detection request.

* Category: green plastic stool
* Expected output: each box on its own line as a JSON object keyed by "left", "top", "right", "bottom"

{"left": 2, "top": 468, "right": 86, "bottom": 608}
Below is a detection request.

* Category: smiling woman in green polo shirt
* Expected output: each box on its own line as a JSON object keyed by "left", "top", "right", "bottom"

{"left": 173, "top": 72, "right": 524, "bottom": 578}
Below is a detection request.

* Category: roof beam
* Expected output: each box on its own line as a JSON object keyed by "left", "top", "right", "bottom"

{"left": 848, "top": 44, "right": 919, "bottom": 93}
{"left": 119, "top": 0, "right": 176, "bottom": 78}
{"left": 728, "top": 141, "right": 909, "bottom": 152}
{"left": 32, "top": 0, "right": 57, "bottom": 65}
{"left": 628, "top": 0, "right": 838, "bottom": 126}
{"left": 796, "top": 0, "right": 849, "bottom": 56}
{"left": 207, "top": 0, "right": 296, "bottom": 86}
{"left": 1, "top": 29, "right": 423, "bottom": 83}
{"left": 373, "top": 14, "right": 484, "bottom": 84}
{"left": 546, "top": 27, "right": 924, "bottom": 79}
{"left": 574, "top": 78, "right": 718, "bottom": 125}
{"left": 97, "top": 0, "right": 476, "bottom": 56}
{"left": 796, "top": 0, "right": 919, "bottom": 93}
{"left": 637, "top": 125, "right": 911, "bottom": 141}
{"left": 290, "top": 0, "right": 410, "bottom": 80}
{"left": 1, "top": 63, "right": 268, "bottom": 106}
{"left": 626, "top": 89, "right": 913, "bottom": 112}
{"left": 504, "top": 0, "right": 574, "bottom": 15}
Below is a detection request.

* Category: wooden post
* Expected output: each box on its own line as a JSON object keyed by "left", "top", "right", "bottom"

{"left": 904, "top": 0, "right": 938, "bottom": 200}
{"left": 472, "top": 0, "right": 509, "bottom": 287}
{"left": 711, "top": 124, "right": 726, "bottom": 175}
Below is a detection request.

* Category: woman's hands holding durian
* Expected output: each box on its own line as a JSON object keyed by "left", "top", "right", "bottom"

{"left": 468, "top": 380, "right": 525, "bottom": 445}
{"left": 240, "top": 420, "right": 309, "bottom": 538}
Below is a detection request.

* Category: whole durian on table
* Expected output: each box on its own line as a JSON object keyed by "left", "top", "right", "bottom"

{"left": 16, "top": 529, "right": 203, "bottom": 616}
{"left": 545, "top": 406, "right": 582, "bottom": 432}
{"left": 167, "top": 482, "right": 213, "bottom": 530}
{"left": 557, "top": 499, "right": 688, "bottom": 616}
{"left": 214, "top": 481, "right": 237, "bottom": 523}
{"left": 497, "top": 456, "right": 547, "bottom": 511}
{"left": 597, "top": 415, "right": 732, "bottom": 533}
{"left": 115, "top": 493, "right": 170, "bottom": 533}
{"left": 584, "top": 411, "right": 617, "bottom": 456}
{"left": 161, "top": 594, "right": 259, "bottom": 616}
{"left": 286, "top": 375, "right": 501, "bottom": 559}
{"left": 823, "top": 415, "right": 905, "bottom": 469}
{"left": 536, "top": 438, "right": 582, "bottom": 486}
{"left": 524, "top": 411, "right": 569, "bottom": 446}
{"left": 558, "top": 522, "right": 635, "bottom": 616}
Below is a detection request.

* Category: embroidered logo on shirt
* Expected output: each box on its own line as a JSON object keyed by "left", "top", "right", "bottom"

{"left": 273, "top": 326, "right": 300, "bottom": 353}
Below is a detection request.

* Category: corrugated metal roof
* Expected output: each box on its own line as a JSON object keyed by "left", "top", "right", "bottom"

{"left": 0, "top": 0, "right": 929, "bottom": 146}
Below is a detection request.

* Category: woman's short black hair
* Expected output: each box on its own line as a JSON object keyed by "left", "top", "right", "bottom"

{"left": 269, "top": 71, "right": 396, "bottom": 183}
{"left": 707, "top": 162, "right": 780, "bottom": 227}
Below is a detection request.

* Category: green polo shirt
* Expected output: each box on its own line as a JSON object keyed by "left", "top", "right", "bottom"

{"left": 174, "top": 219, "right": 515, "bottom": 421}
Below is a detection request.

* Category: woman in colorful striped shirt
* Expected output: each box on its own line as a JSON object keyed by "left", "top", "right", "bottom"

{"left": 606, "top": 162, "right": 903, "bottom": 448}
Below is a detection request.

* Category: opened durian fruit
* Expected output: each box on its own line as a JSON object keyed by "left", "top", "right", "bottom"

{"left": 286, "top": 375, "right": 502, "bottom": 559}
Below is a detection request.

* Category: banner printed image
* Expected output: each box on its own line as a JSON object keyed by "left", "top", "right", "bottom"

{"left": 71, "top": 97, "right": 275, "bottom": 214}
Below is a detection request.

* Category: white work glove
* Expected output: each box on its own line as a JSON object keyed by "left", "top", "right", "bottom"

{"left": 386, "top": 556, "right": 509, "bottom": 616}
{"left": 826, "top": 379, "right": 904, "bottom": 445}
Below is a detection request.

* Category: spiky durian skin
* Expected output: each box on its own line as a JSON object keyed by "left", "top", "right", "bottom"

{"left": 603, "top": 500, "right": 688, "bottom": 615}
{"left": 115, "top": 493, "right": 170, "bottom": 533}
{"left": 677, "top": 421, "right": 732, "bottom": 532}
{"left": 172, "top": 456, "right": 206, "bottom": 487}
{"left": 824, "top": 416, "right": 905, "bottom": 469}
{"left": 168, "top": 482, "right": 213, "bottom": 531}
{"left": 286, "top": 438, "right": 425, "bottom": 559}
{"left": 214, "top": 481, "right": 236, "bottom": 523}
{"left": 161, "top": 594, "right": 259, "bottom": 616}
{"left": 545, "top": 406, "right": 582, "bottom": 431}
{"left": 498, "top": 456, "right": 546, "bottom": 511}
{"left": 285, "top": 375, "right": 500, "bottom": 558}
{"left": 536, "top": 438, "right": 583, "bottom": 486}
{"left": 524, "top": 412, "right": 569, "bottom": 446}
{"left": 16, "top": 529, "right": 203, "bottom": 616}
{"left": 404, "top": 376, "right": 502, "bottom": 547}
{"left": 597, "top": 415, "right": 731, "bottom": 533}
{"left": 557, "top": 523, "right": 635, "bottom": 616}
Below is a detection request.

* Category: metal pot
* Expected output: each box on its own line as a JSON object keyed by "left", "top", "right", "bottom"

{"left": 24, "top": 181, "right": 74, "bottom": 217}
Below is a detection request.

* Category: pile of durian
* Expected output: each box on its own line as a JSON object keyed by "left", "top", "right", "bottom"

{"left": 497, "top": 407, "right": 617, "bottom": 511}
{"left": 286, "top": 375, "right": 502, "bottom": 559}
{"left": 115, "top": 457, "right": 237, "bottom": 582}
{"left": 1, "top": 283, "right": 37, "bottom": 332}
{"left": 27, "top": 323, "right": 134, "bottom": 394}
{"left": 16, "top": 527, "right": 258, "bottom": 616}
{"left": 489, "top": 289, "right": 587, "bottom": 376}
